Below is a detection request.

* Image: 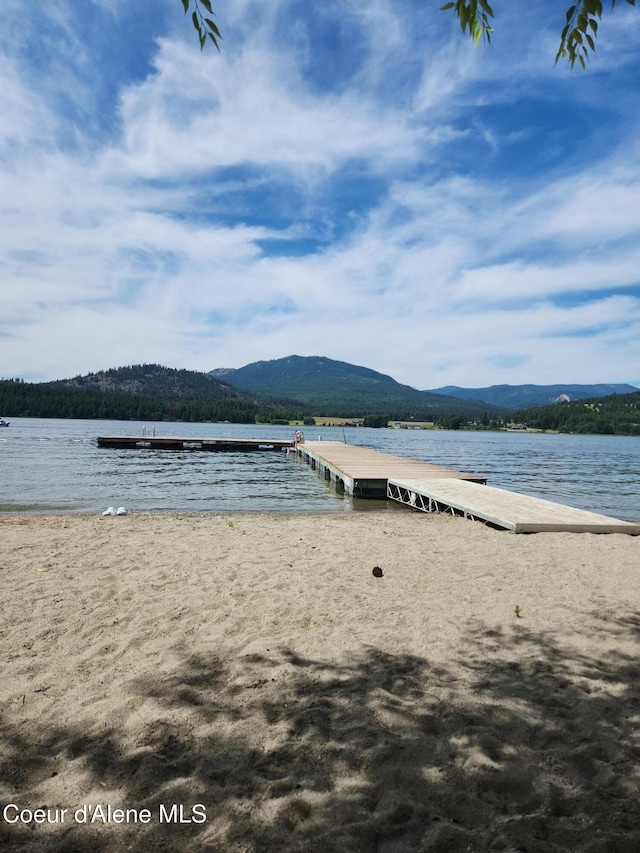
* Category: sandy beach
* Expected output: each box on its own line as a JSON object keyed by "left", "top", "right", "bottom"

{"left": 1, "top": 511, "right": 639, "bottom": 852}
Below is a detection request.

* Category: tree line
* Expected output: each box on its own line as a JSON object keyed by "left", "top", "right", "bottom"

{"left": 511, "top": 392, "right": 640, "bottom": 435}
{"left": 0, "top": 379, "right": 258, "bottom": 424}
{"left": 2, "top": 379, "right": 638, "bottom": 434}
{"left": 0, "top": 378, "right": 481, "bottom": 426}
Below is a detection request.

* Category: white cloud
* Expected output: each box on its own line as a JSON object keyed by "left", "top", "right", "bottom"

{"left": 1, "top": 0, "right": 640, "bottom": 390}
{"left": 108, "top": 38, "right": 426, "bottom": 183}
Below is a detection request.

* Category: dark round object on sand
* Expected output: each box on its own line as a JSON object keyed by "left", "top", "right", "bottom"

{"left": 372, "top": 566, "right": 383, "bottom": 578}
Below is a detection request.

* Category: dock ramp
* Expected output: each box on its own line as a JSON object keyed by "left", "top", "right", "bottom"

{"left": 388, "top": 478, "right": 640, "bottom": 534}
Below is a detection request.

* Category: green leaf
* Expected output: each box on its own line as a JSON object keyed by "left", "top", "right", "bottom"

{"left": 565, "top": 5, "right": 577, "bottom": 23}
{"left": 200, "top": 0, "right": 213, "bottom": 12}
{"left": 205, "top": 18, "right": 222, "bottom": 38}
{"left": 181, "top": 0, "right": 189, "bottom": 12}
{"left": 207, "top": 30, "right": 221, "bottom": 51}
{"left": 440, "top": 2, "right": 455, "bottom": 8}
{"left": 192, "top": 10, "right": 199, "bottom": 31}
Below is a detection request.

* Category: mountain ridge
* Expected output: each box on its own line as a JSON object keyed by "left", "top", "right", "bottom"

{"left": 3, "top": 358, "right": 639, "bottom": 433}
{"left": 210, "top": 355, "right": 503, "bottom": 418}
{"left": 427, "top": 383, "right": 639, "bottom": 410}
{"left": 51, "top": 364, "right": 244, "bottom": 401}
{"left": 39, "top": 362, "right": 640, "bottom": 417}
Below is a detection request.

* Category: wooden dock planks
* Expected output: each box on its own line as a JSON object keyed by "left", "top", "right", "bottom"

{"left": 388, "top": 477, "right": 640, "bottom": 534}
{"left": 296, "top": 441, "right": 485, "bottom": 498}
{"left": 97, "top": 436, "right": 294, "bottom": 452}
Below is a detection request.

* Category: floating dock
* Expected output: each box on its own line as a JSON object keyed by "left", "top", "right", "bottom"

{"left": 96, "top": 436, "right": 294, "bottom": 452}
{"left": 295, "top": 440, "right": 486, "bottom": 498}
{"left": 297, "top": 440, "right": 640, "bottom": 534}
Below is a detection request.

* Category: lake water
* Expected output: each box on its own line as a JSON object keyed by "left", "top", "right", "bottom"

{"left": 0, "top": 418, "right": 638, "bottom": 521}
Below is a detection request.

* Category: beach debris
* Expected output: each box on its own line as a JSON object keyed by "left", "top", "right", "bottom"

{"left": 372, "top": 566, "right": 384, "bottom": 578}
{"left": 514, "top": 604, "right": 522, "bottom": 618}
{"left": 102, "top": 507, "right": 116, "bottom": 516}
{"left": 102, "top": 506, "right": 127, "bottom": 516}
{"left": 37, "top": 567, "right": 49, "bottom": 573}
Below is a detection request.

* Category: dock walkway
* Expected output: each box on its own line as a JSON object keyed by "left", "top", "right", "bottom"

{"left": 388, "top": 477, "right": 640, "bottom": 534}
{"left": 97, "top": 436, "right": 294, "bottom": 452}
{"left": 297, "top": 440, "right": 639, "bottom": 534}
{"left": 296, "top": 440, "right": 485, "bottom": 498}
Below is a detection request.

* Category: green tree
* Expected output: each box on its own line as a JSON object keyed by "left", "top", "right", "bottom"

{"left": 362, "top": 414, "right": 390, "bottom": 428}
{"left": 181, "top": 0, "right": 637, "bottom": 68}
{"left": 441, "top": 0, "right": 636, "bottom": 68}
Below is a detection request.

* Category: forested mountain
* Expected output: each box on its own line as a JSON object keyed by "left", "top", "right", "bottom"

{"left": 3, "top": 360, "right": 499, "bottom": 424}
{"left": 4, "top": 361, "right": 637, "bottom": 433}
{"left": 0, "top": 378, "right": 259, "bottom": 423}
{"left": 210, "top": 356, "right": 503, "bottom": 418}
{"left": 0, "top": 365, "right": 307, "bottom": 424}
{"left": 49, "top": 364, "right": 257, "bottom": 402}
{"left": 429, "top": 383, "right": 639, "bottom": 409}
{"left": 513, "top": 391, "right": 640, "bottom": 435}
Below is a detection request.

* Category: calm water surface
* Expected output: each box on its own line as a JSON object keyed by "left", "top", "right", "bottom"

{"left": 0, "top": 418, "right": 638, "bottom": 520}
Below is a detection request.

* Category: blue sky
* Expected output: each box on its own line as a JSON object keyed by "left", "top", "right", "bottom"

{"left": 1, "top": 0, "right": 640, "bottom": 389}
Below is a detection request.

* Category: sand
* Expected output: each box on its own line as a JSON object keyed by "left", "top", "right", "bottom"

{"left": 1, "top": 511, "right": 639, "bottom": 852}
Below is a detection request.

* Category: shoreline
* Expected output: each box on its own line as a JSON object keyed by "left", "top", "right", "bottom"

{"left": 1, "top": 512, "right": 639, "bottom": 851}
{"left": 0, "top": 504, "right": 407, "bottom": 520}
{"left": 2, "top": 505, "right": 639, "bottom": 524}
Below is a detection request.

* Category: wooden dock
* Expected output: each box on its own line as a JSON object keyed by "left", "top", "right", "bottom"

{"left": 388, "top": 477, "right": 640, "bottom": 534}
{"left": 296, "top": 440, "right": 486, "bottom": 498}
{"left": 97, "top": 436, "right": 294, "bottom": 452}
{"left": 297, "top": 440, "right": 639, "bottom": 534}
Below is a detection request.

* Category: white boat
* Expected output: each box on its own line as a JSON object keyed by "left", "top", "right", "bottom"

{"left": 0, "top": 418, "right": 9, "bottom": 427}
